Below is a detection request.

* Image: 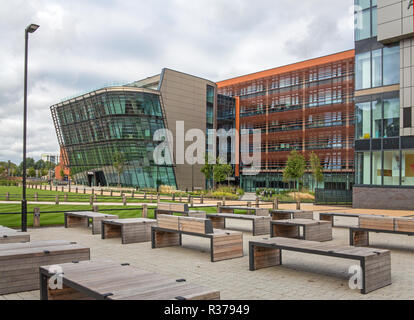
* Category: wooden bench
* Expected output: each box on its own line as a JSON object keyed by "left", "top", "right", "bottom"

{"left": 101, "top": 218, "right": 157, "bottom": 244}
{"left": 350, "top": 216, "right": 414, "bottom": 247}
{"left": 40, "top": 260, "right": 220, "bottom": 300}
{"left": 151, "top": 215, "right": 243, "bottom": 262}
{"left": 271, "top": 219, "right": 333, "bottom": 242}
{"left": 0, "top": 240, "right": 90, "bottom": 295}
{"left": 154, "top": 203, "right": 206, "bottom": 219}
{"left": 208, "top": 213, "right": 271, "bottom": 236}
{"left": 249, "top": 237, "right": 391, "bottom": 294}
{"left": 219, "top": 206, "right": 270, "bottom": 217}
{"left": 64, "top": 211, "right": 119, "bottom": 235}
{"left": 271, "top": 210, "right": 314, "bottom": 220}
{"left": 0, "top": 226, "right": 30, "bottom": 244}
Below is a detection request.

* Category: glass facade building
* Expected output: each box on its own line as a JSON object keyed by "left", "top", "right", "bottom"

{"left": 353, "top": 0, "right": 414, "bottom": 209}
{"left": 51, "top": 87, "right": 177, "bottom": 188}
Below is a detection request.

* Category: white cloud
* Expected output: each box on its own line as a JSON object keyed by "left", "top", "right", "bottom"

{"left": 0, "top": 0, "right": 354, "bottom": 164}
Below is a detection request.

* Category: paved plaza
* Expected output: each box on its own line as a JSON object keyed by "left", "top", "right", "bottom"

{"left": 1, "top": 214, "right": 414, "bottom": 300}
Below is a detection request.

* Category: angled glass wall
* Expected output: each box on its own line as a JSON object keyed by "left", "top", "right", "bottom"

{"left": 51, "top": 88, "right": 177, "bottom": 188}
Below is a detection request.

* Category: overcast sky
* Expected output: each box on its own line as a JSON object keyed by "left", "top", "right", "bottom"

{"left": 0, "top": 0, "right": 354, "bottom": 164}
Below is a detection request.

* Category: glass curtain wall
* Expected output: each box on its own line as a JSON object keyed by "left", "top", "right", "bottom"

{"left": 54, "top": 90, "right": 177, "bottom": 188}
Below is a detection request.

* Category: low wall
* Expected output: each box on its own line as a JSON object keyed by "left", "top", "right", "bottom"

{"left": 353, "top": 186, "right": 414, "bottom": 210}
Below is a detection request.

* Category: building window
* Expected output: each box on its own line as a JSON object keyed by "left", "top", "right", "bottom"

{"left": 384, "top": 150, "right": 400, "bottom": 186}
{"left": 355, "top": 46, "right": 400, "bottom": 90}
{"left": 403, "top": 107, "right": 412, "bottom": 128}
{"left": 356, "top": 152, "right": 371, "bottom": 184}
{"left": 356, "top": 102, "right": 371, "bottom": 139}
{"left": 355, "top": 0, "right": 377, "bottom": 41}
{"left": 383, "top": 98, "right": 400, "bottom": 137}
{"left": 356, "top": 98, "right": 400, "bottom": 140}
{"left": 402, "top": 150, "right": 414, "bottom": 186}
{"left": 372, "top": 49, "right": 382, "bottom": 87}
{"left": 372, "top": 99, "right": 382, "bottom": 139}
{"left": 383, "top": 46, "right": 400, "bottom": 86}
{"left": 372, "top": 151, "right": 382, "bottom": 185}
{"left": 356, "top": 52, "right": 371, "bottom": 90}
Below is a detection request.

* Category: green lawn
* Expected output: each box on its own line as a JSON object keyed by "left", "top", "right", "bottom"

{"left": 0, "top": 186, "right": 180, "bottom": 204}
{"left": 0, "top": 203, "right": 218, "bottom": 228}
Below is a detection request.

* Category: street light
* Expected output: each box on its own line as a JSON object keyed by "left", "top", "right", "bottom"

{"left": 22, "top": 23, "right": 39, "bottom": 232}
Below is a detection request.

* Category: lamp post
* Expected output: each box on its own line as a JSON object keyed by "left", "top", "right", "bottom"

{"left": 22, "top": 24, "right": 39, "bottom": 232}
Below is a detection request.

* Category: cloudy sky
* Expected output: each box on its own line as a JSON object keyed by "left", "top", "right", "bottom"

{"left": 0, "top": 0, "right": 354, "bottom": 164}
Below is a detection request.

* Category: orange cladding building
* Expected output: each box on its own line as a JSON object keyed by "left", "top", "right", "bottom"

{"left": 216, "top": 50, "right": 355, "bottom": 192}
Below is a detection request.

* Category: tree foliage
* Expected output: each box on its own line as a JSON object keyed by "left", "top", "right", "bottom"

{"left": 309, "top": 152, "right": 324, "bottom": 190}
{"left": 283, "top": 150, "right": 306, "bottom": 190}
{"left": 200, "top": 154, "right": 215, "bottom": 189}
{"left": 213, "top": 158, "right": 233, "bottom": 186}
{"left": 113, "top": 151, "right": 126, "bottom": 187}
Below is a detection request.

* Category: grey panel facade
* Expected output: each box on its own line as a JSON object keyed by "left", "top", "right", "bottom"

{"left": 378, "top": 0, "right": 414, "bottom": 43}
{"left": 159, "top": 69, "right": 217, "bottom": 191}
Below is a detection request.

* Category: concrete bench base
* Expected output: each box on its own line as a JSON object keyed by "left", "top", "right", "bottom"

{"left": 102, "top": 219, "right": 157, "bottom": 244}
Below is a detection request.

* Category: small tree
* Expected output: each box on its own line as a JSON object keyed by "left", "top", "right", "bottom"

{"left": 201, "top": 154, "right": 214, "bottom": 190}
{"left": 28, "top": 167, "right": 36, "bottom": 178}
{"left": 283, "top": 151, "right": 306, "bottom": 201}
{"left": 59, "top": 168, "right": 65, "bottom": 181}
{"left": 213, "top": 158, "right": 233, "bottom": 188}
{"left": 309, "top": 152, "right": 324, "bottom": 191}
{"left": 113, "top": 151, "right": 126, "bottom": 188}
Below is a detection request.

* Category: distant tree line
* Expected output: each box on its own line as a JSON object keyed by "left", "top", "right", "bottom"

{"left": 0, "top": 158, "right": 55, "bottom": 178}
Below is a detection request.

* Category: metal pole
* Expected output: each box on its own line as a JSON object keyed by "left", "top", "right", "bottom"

{"left": 21, "top": 30, "right": 28, "bottom": 232}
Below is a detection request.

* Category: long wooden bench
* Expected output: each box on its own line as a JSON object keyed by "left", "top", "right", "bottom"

{"left": 0, "top": 240, "right": 90, "bottom": 295}
{"left": 101, "top": 218, "right": 157, "bottom": 244}
{"left": 64, "top": 211, "right": 119, "bottom": 235}
{"left": 249, "top": 237, "right": 391, "bottom": 294}
{"left": 151, "top": 215, "right": 243, "bottom": 262}
{"left": 271, "top": 219, "right": 333, "bottom": 242}
{"left": 271, "top": 210, "right": 314, "bottom": 220}
{"left": 0, "top": 226, "right": 30, "bottom": 244}
{"left": 350, "top": 216, "right": 414, "bottom": 247}
{"left": 208, "top": 213, "right": 271, "bottom": 236}
{"left": 154, "top": 203, "right": 206, "bottom": 219}
{"left": 40, "top": 260, "right": 220, "bottom": 300}
{"left": 219, "top": 206, "right": 269, "bottom": 217}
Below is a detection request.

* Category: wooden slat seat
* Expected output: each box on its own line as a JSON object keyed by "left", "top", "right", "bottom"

{"left": 207, "top": 213, "right": 271, "bottom": 236}
{"left": 0, "top": 225, "right": 30, "bottom": 244}
{"left": 154, "top": 203, "right": 206, "bottom": 219}
{"left": 249, "top": 237, "right": 391, "bottom": 294}
{"left": 219, "top": 206, "right": 269, "bottom": 217}
{"left": 349, "top": 216, "right": 414, "bottom": 247}
{"left": 0, "top": 240, "right": 90, "bottom": 295}
{"left": 101, "top": 218, "right": 157, "bottom": 244}
{"left": 271, "top": 219, "right": 333, "bottom": 242}
{"left": 39, "top": 260, "right": 220, "bottom": 300}
{"left": 271, "top": 210, "right": 314, "bottom": 221}
{"left": 64, "top": 211, "right": 119, "bottom": 235}
{"left": 152, "top": 215, "right": 243, "bottom": 262}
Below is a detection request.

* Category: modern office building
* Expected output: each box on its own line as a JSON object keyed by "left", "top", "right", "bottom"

{"left": 217, "top": 50, "right": 355, "bottom": 192}
{"left": 51, "top": 68, "right": 217, "bottom": 190}
{"left": 41, "top": 153, "right": 59, "bottom": 164}
{"left": 353, "top": 0, "right": 414, "bottom": 209}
